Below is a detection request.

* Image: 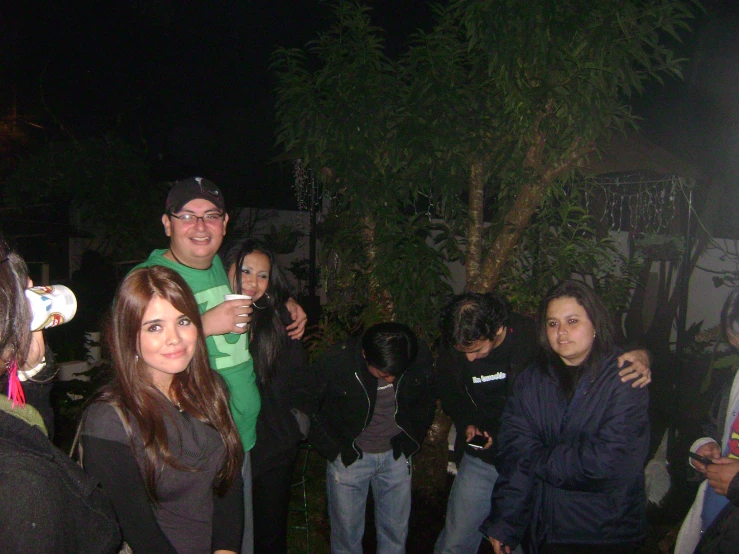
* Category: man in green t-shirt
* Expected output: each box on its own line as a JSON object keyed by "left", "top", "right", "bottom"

{"left": 136, "top": 176, "right": 306, "bottom": 554}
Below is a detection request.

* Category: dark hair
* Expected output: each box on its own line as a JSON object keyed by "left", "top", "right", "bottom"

{"left": 537, "top": 280, "right": 615, "bottom": 377}
{"left": 0, "top": 240, "right": 32, "bottom": 373}
{"left": 361, "top": 322, "right": 418, "bottom": 377}
{"left": 721, "top": 287, "right": 739, "bottom": 343}
{"left": 95, "top": 266, "right": 243, "bottom": 498}
{"left": 440, "top": 292, "right": 509, "bottom": 348}
{"left": 223, "top": 237, "right": 291, "bottom": 384}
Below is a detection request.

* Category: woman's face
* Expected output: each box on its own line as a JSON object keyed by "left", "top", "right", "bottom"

{"left": 229, "top": 251, "right": 271, "bottom": 302}
{"left": 546, "top": 296, "right": 595, "bottom": 366}
{"left": 138, "top": 296, "right": 197, "bottom": 392}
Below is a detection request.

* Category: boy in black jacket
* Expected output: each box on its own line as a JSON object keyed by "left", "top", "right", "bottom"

{"left": 293, "top": 322, "right": 435, "bottom": 554}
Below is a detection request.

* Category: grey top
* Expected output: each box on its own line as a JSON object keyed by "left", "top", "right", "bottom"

{"left": 82, "top": 401, "right": 227, "bottom": 554}
{"left": 355, "top": 381, "right": 402, "bottom": 454}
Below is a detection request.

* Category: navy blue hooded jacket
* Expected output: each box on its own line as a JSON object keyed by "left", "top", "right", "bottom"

{"left": 481, "top": 351, "right": 649, "bottom": 551}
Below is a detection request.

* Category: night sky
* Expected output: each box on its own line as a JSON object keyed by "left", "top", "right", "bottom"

{"left": 0, "top": 0, "right": 435, "bottom": 209}
{"left": 1, "top": 1, "right": 738, "bottom": 210}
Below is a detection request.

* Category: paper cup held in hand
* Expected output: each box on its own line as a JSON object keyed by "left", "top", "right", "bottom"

{"left": 224, "top": 294, "right": 251, "bottom": 328}
{"left": 26, "top": 285, "right": 78, "bottom": 331}
{"left": 224, "top": 294, "right": 252, "bottom": 304}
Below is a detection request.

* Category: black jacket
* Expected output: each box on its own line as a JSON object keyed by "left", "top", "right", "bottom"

{"left": 251, "top": 306, "right": 308, "bottom": 478}
{"left": 437, "top": 313, "right": 537, "bottom": 464}
{"left": 293, "top": 337, "right": 435, "bottom": 466}
{"left": 0, "top": 409, "right": 121, "bottom": 553}
{"left": 481, "top": 352, "right": 649, "bottom": 551}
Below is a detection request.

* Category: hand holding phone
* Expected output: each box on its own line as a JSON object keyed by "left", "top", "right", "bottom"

{"left": 467, "top": 434, "right": 488, "bottom": 449}
{"left": 689, "top": 451, "right": 714, "bottom": 466}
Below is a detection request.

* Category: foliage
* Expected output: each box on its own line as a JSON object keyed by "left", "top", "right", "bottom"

{"left": 498, "top": 192, "right": 641, "bottom": 317}
{"left": 317, "top": 200, "right": 453, "bottom": 343}
{"left": 273, "top": 0, "right": 696, "bottom": 347}
{"left": 4, "top": 135, "right": 165, "bottom": 261}
{"left": 273, "top": 2, "right": 453, "bottom": 342}
{"left": 449, "top": 0, "right": 696, "bottom": 289}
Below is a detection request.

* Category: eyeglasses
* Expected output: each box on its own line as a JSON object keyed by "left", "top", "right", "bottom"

{"left": 169, "top": 212, "right": 225, "bottom": 225}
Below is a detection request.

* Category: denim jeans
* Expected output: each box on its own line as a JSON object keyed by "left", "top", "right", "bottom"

{"left": 327, "top": 450, "right": 412, "bottom": 554}
{"left": 435, "top": 452, "right": 499, "bottom": 554}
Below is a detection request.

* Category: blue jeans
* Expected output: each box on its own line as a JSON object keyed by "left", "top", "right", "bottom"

{"left": 327, "top": 451, "right": 412, "bottom": 554}
{"left": 435, "top": 452, "right": 498, "bottom": 554}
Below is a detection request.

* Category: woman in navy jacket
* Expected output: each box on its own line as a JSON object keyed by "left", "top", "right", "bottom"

{"left": 482, "top": 280, "right": 649, "bottom": 554}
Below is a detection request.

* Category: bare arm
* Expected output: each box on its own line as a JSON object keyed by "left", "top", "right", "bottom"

{"left": 285, "top": 297, "right": 307, "bottom": 339}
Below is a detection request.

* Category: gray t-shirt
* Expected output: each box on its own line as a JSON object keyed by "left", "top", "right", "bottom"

{"left": 82, "top": 402, "right": 226, "bottom": 554}
{"left": 356, "top": 381, "right": 402, "bottom": 454}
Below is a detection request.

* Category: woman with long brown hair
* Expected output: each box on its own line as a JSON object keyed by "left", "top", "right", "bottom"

{"left": 81, "top": 266, "right": 244, "bottom": 554}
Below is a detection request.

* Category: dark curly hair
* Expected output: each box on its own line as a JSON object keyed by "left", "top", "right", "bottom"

{"left": 440, "top": 292, "right": 509, "bottom": 348}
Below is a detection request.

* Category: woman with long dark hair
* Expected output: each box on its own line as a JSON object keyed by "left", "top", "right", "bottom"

{"left": 81, "top": 266, "right": 244, "bottom": 554}
{"left": 0, "top": 239, "right": 120, "bottom": 553}
{"left": 224, "top": 237, "right": 307, "bottom": 554}
{"left": 483, "top": 280, "right": 649, "bottom": 554}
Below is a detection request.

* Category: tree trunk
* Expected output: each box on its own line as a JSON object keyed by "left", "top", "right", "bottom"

{"left": 477, "top": 126, "right": 592, "bottom": 291}
{"left": 465, "top": 156, "right": 488, "bottom": 292}
{"left": 361, "top": 214, "right": 395, "bottom": 319}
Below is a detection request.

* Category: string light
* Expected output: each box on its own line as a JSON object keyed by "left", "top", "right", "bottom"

{"left": 579, "top": 173, "right": 680, "bottom": 234}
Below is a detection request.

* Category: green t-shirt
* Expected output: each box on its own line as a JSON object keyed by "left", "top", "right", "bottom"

{"left": 135, "top": 249, "right": 259, "bottom": 450}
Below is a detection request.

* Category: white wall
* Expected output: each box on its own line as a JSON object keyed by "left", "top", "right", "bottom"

{"left": 686, "top": 239, "right": 739, "bottom": 332}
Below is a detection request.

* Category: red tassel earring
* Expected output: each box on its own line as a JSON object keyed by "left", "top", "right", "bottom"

{"left": 6, "top": 359, "right": 26, "bottom": 408}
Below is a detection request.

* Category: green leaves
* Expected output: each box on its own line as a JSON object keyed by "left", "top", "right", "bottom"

{"left": 272, "top": 0, "right": 695, "bottom": 343}
{"left": 498, "top": 193, "right": 641, "bottom": 316}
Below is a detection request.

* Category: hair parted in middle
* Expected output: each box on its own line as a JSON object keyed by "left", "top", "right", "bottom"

{"left": 537, "top": 279, "right": 615, "bottom": 375}
{"left": 95, "top": 266, "right": 243, "bottom": 498}
{"left": 223, "top": 236, "right": 291, "bottom": 385}
{"left": 440, "top": 292, "right": 509, "bottom": 348}
{"left": 361, "top": 322, "right": 418, "bottom": 378}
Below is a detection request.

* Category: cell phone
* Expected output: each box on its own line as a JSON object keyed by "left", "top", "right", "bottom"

{"left": 467, "top": 435, "right": 488, "bottom": 449}
{"left": 689, "top": 451, "right": 714, "bottom": 466}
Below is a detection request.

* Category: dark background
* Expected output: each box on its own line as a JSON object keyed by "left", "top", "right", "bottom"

{"left": 0, "top": 1, "right": 437, "bottom": 209}
{"left": 1, "top": 1, "right": 738, "bottom": 210}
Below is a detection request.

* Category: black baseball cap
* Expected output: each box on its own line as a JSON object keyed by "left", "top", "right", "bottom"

{"left": 165, "top": 177, "right": 225, "bottom": 213}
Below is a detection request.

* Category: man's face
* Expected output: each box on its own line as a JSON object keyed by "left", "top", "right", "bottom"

{"left": 161, "top": 198, "right": 228, "bottom": 269}
{"left": 454, "top": 326, "right": 506, "bottom": 362}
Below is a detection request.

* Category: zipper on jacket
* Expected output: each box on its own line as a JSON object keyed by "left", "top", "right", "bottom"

{"left": 352, "top": 372, "right": 372, "bottom": 458}
{"left": 393, "top": 373, "right": 421, "bottom": 459}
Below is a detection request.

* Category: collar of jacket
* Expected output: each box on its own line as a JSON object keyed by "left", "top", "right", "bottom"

{"left": 0, "top": 408, "right": 53, "bottom": 461}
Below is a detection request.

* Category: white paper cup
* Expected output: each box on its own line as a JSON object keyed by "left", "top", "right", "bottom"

{"left": 224, "top": 294, "right": 251, "bottom": 328}
{"left": 26, "top": 285, "right": 78, "bottom": 331}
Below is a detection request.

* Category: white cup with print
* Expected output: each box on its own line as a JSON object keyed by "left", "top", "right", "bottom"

{"left": 26, "top": 285, "right": 78, "bottom": 331}
{"left": 224, "top": 294, "right": 252, "bottom": 328}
